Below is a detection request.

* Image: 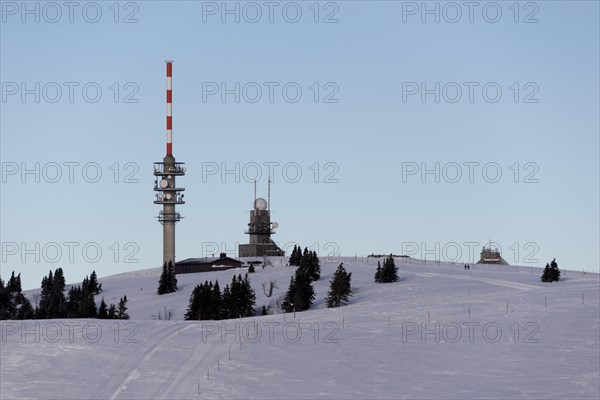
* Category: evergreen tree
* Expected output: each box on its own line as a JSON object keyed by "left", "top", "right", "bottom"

{"left": 37, "top": 270, "right": 54, "bottom": 318}
{"left": 240, "top": 274, "right": 256, "bottom": 317}
{"left": 296, "top": 248, "right": 320, "bottom": 282}
{"left": 107, "top": 304, "right": 117, "bottom": 319}
{"left": 117, "top": 296, "right": 129, "bottom": 319}
{"left": 289, "top": 245, "right": 297, "bottom": 266}
{"left": 541, "top": 263, "right": 551, "bottom": 282}
{"left": 307, "top": 250, "right": 321, "bottom": 281}
{"left": 16, "top": 295, "right": 35, "bottom": 320}
{"left": 542, "top": 259, "right": 561, "bottom": 282}
{"left": 293, "top": 269, "right": 315, "bottom": 311}
{"left": 98, "top": 298, "right": 108, "bottom": 319}
{"left": 0, "top": 277, "right": 14, "bottom": 319}
{"left": 281, "top": 276, "right": 296, "bottom": 313}
{"left": 295, "top": 245, "right": 300, "bottom": 265}
{"left": 185, "top": 277, "right": 254, "bottom": 320}
{"left": 282, "top": 268, "right": 315, "bottom": 313}
{"left": 208, "top": 281, "right": 222, "bottom": 320}
{"left": 184, "top": 285, "right": 200, "bottom": 320}
{"left": 299, "top": 247, "right": 310, "bottom": 271}
{"left": 202, "top": 281, "right": 214, "bottom": 319}
{"left": 157, "top": 261, "right": 178, "bottom": 295}
{"left": 7, "top": 271, "right": 22, "bottom": 293}
{"left": 0, "top": 285, "right": 7, "bottom": 319}
{"left": 80, "top": 277, "right": 97, "bottom": 318}
{"left": 220, "top": 284, "right": 232, "bottom": 319}
{"left": 261, "top": 305, "right": 268, "bottom": 315}
{"left": 550, "top": 258, "right": 561, "bottom": 282}
{"left": 37, "top": 268, "right": 67, "bottom": 318}
{"left": 89, "top": 270, "right": 102, "bottom": 295}
{"left": 377, "top": 254, "right": 399, "bottom": 283}
{"left": 50, "top": 267, "right": 67, "bottom": 318}
{"left": 375, "top": 261, "right": 382, "bottom": 283}
{"left": 0, "top": 273, "right": 34, "bottom": 320}
{"left": 188, "top": 281, "right": 214, "bottom": 320}
{"left": 289, "top": 245, "right": 303, "bottom": 266}
{"left": 326, "top": 263, "right": 352, "bottom": 308}
{"left": 66, "top": 286, "right": 81, "bottom": 318}
{"left": 229, "top": 275, "right": 243, "bottom": 318}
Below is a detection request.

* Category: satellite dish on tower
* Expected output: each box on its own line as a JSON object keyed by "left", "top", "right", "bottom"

{"left": 272, "top": 222, "right": 279, "bottom": 229}
{"left": 254, "top": 198, "right": 267, "bottom": 211}
{"left": 160, "top": 179, "right": 168, "bottom": 188}
{"left": 165, "top": 193, "right": 172, "bottom": 200}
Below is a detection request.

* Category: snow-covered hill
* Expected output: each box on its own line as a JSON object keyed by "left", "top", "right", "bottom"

{"left": 2, "top": 257, "right": 599, "bottom": 399}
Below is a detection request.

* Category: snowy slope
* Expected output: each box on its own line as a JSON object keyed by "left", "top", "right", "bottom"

{"left": 1, "top": 257, "right": 599, "bottom": 399}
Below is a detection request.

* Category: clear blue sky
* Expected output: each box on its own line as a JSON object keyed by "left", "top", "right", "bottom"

{"left": 1, "top": 1, "right": 598, "bottom": 290}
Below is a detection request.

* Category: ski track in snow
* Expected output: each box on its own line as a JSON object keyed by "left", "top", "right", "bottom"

{"left": 90, "top": 324, "right": 184, "bottom": 400}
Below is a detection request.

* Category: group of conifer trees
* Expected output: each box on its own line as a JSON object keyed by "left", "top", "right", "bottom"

{"left": 541, "top": 258, "right": 561, "bottom": 282}
{"left": 0, "top": 271, "right": 34, "bottom": 319}
{"left": 374, "top": 254, "right": 399, "bottom": 283}
{"left": 282, "top": 246, "right": 322, "bottom": 312}
{"left": 96, "top": 296, "right": 129, "bottom": 319}
{"left": 184, "top": 274, "right": 256, "bottom": 320}
{"left": 0, "top": 268, "right": 128, "bottom": 320}
{"left": 289, "top": 246, "right": 321, "bottom": 280}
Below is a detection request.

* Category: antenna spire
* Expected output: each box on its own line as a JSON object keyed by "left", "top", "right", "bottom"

{"left": 268, "top": 176, "right": 271, "bottom": 210}
{"left": 253, "top": 180, "right": 257, "bottom": 210}
{"left": 165, "top": 60, "right": 173, "bottom": 156}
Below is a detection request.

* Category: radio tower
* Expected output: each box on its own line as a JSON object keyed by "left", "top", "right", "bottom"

{"left": 154, "top": 60, "right": 185, "bottom": 267}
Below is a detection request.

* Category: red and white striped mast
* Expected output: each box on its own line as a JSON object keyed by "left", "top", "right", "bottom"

{"left": 154, "top": 60, "right": 185, "bottom": 269}
{"left": 166, "top": 60, "right": 173, "bottom": 156}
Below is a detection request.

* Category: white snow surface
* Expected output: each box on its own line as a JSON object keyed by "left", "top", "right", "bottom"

{"left": 1, "top": 257, "right": 599, "bottom": 399}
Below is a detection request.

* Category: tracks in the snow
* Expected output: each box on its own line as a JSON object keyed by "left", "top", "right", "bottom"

{"left": 89, "top": 323, "right": 184, "bottom": 400}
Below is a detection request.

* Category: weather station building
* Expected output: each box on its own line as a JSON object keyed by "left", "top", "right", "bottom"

{"left": 238, "top": 181, "right": 285, "bottom": 257}
{"left": 476, "top": 243, "right": 509, "bottom": 265}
